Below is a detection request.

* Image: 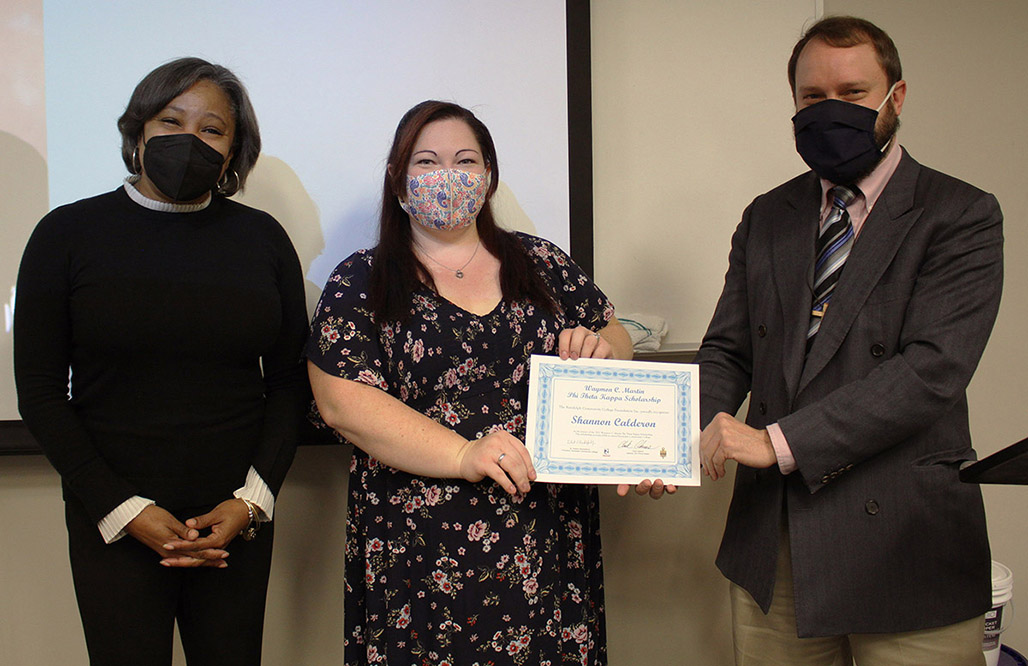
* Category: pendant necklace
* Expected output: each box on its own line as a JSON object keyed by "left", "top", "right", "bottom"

{"left": 415, "top": 239, "right": 480, "bottom": 279}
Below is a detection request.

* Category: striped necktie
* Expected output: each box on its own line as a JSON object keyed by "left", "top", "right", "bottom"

{"left": 807, "top": 185, "right": 857, "bottom": 351}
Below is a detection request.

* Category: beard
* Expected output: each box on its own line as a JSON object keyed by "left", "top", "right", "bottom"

{"left": 875, "top": 101, "right": 901, "bottom": 150}
{"left": 849, "top": 101, "right": 901, "bottom": 183}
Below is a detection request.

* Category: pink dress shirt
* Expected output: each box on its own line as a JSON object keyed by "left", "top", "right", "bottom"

{"left": 767, "top": 138, "right": 904, "bottom": 475}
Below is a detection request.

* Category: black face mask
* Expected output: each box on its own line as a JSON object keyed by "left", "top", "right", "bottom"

{"left": 142, "top": 133, "right": 226, "bottom": 201}
{"left": 791, "top": 89, "right": 894, "bottom": 185}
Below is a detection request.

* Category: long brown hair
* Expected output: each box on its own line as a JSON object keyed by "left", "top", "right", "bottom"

{"left": 370, "top": 100, "right": 555, "bottom": 322}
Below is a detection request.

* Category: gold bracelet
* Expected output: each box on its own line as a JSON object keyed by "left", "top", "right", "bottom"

{"left": 238, "top": 498, "right": 260, "bottom": 541}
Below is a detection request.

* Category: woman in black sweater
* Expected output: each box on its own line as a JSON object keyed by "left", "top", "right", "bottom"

{"left": 14, "top": 58, "right": 308, "bottom": 666}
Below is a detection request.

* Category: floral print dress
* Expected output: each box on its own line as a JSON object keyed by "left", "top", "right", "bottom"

{"left": 307, "top": 233, "right": 614, "bottom": 666}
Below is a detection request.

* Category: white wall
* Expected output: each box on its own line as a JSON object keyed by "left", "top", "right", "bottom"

{"left": 0, "top": 0, "right": 572, "bottom": 421}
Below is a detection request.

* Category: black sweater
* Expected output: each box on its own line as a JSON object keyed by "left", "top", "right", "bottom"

{"left": 14, "top": 187, "right": 309, "bottom": 523}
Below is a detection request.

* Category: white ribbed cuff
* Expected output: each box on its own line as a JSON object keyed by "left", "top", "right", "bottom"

{"left": 98, "top": 495, "right": 155, "bottom": 544}
{"left": 233, "top": 467, "right": 275, "bottom": 521}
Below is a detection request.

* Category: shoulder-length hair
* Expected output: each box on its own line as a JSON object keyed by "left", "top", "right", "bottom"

{"left": 116, "top": 57, "right": 261, "bottom": 196}
{"left": 371, "top": 100, "right": 556, "bottom": 322}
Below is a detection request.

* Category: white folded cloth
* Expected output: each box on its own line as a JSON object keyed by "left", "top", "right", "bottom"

{"left": 617, "top": 313, "right": 668, "bottom": 352}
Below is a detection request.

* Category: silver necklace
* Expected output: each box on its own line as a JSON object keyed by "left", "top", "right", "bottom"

{"left": 415, "top": 239, "right": 480, "bottom": 279}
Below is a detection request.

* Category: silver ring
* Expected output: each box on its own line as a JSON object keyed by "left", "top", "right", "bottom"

{"left": 591, "top": 331, "right": 601, "bottom": 340}
{"left": 497, "top": 453, "right": 507, "bottom": 463}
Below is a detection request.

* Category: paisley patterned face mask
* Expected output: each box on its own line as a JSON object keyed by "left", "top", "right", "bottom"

{"left": 399, "top": 168, "right": 489, "bottom": 231}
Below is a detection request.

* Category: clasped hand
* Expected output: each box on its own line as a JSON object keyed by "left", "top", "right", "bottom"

{"left": 125, "top": 499, "right": 252, "bottom": 568}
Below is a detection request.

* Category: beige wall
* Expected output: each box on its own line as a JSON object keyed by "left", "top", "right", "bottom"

{"left": 592, "top": 0, "right": 1028, "bottom": 660}
{"left": 2, "top": 1, "right": 1026, "bottom": 664}
{"left": 830, "top": 0, "right": 1028, "bottom": 655}
{"left": 590, "top": 2, "right": 814, "bottom": 663}
{"left": 592, "top": 0, "right": 817, "bottom": 346}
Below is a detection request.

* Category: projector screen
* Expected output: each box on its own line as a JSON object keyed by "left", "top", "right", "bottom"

{"left": 0, "top": 0, "right": 589, "bottom": 447}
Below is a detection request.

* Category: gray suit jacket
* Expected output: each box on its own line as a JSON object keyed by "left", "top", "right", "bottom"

{"left": 695, "top": 149, "right": 1003, "bottom": 636}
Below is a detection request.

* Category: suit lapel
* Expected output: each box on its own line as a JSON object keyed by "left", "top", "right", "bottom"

{"left": 797, "top": 151, "right": 924, "bottom": 394}
{"left": 774, "top": 174, "right": 822, "bottom": 403}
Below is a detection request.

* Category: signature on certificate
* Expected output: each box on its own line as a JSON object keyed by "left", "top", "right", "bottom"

{"left": 618, "top": 439, "right": 656, "bottom": 452}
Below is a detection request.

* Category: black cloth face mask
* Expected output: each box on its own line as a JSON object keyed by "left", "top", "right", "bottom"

{"left": 142, "top": 133, "right": 226, "bottom": 201}
{"left": 791, "top": 84, "right": 896, "bottom": 185}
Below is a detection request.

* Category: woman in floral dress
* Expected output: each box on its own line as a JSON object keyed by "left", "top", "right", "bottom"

{"left": 306, "top": 101, "right": 638, "bottom": 666}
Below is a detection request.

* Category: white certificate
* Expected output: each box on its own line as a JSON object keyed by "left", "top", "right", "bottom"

{"left": 525, "top": 355, "right": 700, "bottom": 486}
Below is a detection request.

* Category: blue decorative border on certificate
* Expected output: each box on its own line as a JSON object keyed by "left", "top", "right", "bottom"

{"left": 532, "top": 362, "right": 694, "bottom": 478}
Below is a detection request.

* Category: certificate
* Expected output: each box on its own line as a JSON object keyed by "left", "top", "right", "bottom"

{"left": 525, "top": 355, "right": 700, "bottom": 486}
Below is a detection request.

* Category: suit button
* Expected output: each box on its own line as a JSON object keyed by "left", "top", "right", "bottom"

{"left": 758, "top": 402, "right": 767, "bottom": 415}
{"left": 865, "top": 500, "right": 880, "bottom": 515}
{"left": 870, "top": 343, "right": 885, "bottom": 357}
{"left": 757, "top": 325, "right": 767, "bottom": 338}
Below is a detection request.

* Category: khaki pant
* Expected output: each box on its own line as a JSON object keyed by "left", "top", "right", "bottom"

{"left": 730, "top": 527, "right": 986, "bottom": 666}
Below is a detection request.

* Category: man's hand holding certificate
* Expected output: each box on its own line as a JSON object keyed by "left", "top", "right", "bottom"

{"left": 525, "top": 355, "right": 700, "bottom": 486}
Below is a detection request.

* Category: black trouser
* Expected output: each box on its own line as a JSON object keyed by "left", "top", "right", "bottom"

{"left": 65, "top": 497, "right": 274, "bottom": 666}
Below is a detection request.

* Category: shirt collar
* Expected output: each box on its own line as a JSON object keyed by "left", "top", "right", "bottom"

{"left": 819, "top": 136, "right": 902, "bottom": 218}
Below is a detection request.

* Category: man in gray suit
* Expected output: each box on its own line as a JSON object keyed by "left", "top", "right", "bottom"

{"left": 696, "top": 16, "right": 1002, "bottom": 665}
